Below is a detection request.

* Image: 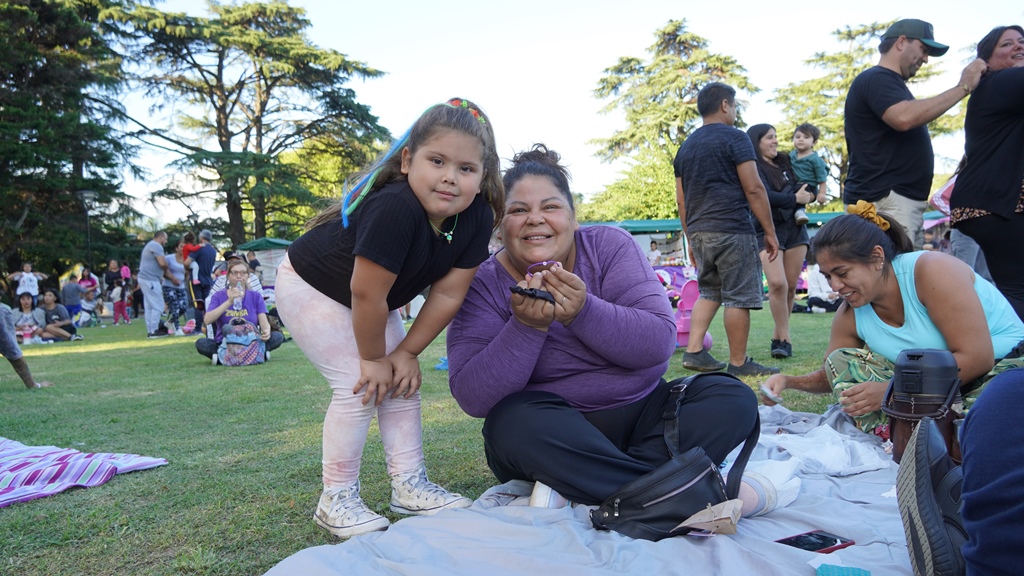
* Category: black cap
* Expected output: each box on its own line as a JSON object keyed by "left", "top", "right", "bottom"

{"left": 882, "top": 19, "right": 949, "bottom": 57}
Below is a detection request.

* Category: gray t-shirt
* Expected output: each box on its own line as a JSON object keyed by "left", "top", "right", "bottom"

{"left": 162, "top": 255, "right": 186, "bottom": 288}
{"left": 139, "top": 240, "right": 165, "bottom": 282}
{"left": 673, "top": 123, "right": 757, "bottom": 235}
{"left": 61, "top": 282, "right": 87, "bottom": 306}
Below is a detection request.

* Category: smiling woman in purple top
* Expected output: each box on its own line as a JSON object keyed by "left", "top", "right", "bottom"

{"left": 447, "top": 144, "right": 758, "bottom": 506}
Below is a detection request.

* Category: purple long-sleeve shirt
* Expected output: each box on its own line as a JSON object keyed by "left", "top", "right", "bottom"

{"left": 447, "top": 226, "right": 676, "bottom": 418}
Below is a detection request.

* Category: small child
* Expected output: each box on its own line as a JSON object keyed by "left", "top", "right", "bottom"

{"left": 79, "top": 290, "right": 102, "bottom": 327}
{"left": 276, "top": 97, "right": 503, "bottom": 539}
{"left": 182, "top": 232, "right": 202, "bottom": 285}
{"left": 789, "top": 123, "right": 829, "bottom": 226}
{"left": 110, "top": 280, "right": 131, "bottom": 325}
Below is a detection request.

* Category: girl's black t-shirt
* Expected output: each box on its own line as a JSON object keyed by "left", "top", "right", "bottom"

{"left": 288, "top": 180, "right": 493, "bottom": 309}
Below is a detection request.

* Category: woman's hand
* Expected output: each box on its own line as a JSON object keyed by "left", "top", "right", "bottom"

{"left": 760, "top": 373, "right": 790, "bottom": 406}
{"left": 537, "top": 263, "right": 587, "bottom": 325}
{"left": 388, "top": 349, "right": 422, "bottom": 400}
{"left": 226, "top": 284, "right": 244, "bottom": 301}
{"left": 839, "top": 380, "right": 888, "bottom": 417}
{"left": 795, "top": 185, "right": 816, "bottom": 205}
{"left": 354, "top": 356, "right": 394, "bottom": 406}
{"left": 510, "top": 272, "right": 556, "bottom": 331}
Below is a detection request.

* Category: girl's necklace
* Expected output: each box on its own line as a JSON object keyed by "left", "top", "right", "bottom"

{"left": 429, "top": 214, "right": 458, "bottom": 244}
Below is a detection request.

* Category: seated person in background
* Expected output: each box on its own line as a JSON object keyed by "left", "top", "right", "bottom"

{"left": 12, "top": 293, "right": 46, "bottom": 344}
{"left": 1, "top": 304, "right": 53, "bottom": 388}
{"left": 247, "top": 250, "right": 264, "bottom": 284}
{"left": 804, "top": 251, "right": 841, "bottom": 313}
{"left": 195, "top": 260, "right": 282, "bottom": 362}
{"left": 78, "top": 289, "right": 102, "bottom": 327}
{"left": 760, "top": 203, "right": 1024, "bottom": 435}
{"left": 204, "top": 253, "right": 263, "bottom": 309}
{"left": 448, "top": 145, "right": 782, "bottom": 516}
{"left": 38, "top": 288, "right": 80, "bottom": 341}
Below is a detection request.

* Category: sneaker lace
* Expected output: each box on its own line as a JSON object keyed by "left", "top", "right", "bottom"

{"left": 395, "top": 472, "right": 451, "bottom": 504}
{"left": 323, "top": 487, "right": 370, "bottom": 519}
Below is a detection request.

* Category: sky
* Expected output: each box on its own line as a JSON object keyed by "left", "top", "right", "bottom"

{"left": 128, "top": 0, "right": 1024, "bottom": 225}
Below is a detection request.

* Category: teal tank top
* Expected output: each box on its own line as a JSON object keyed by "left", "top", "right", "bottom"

{"left": 854, "top": 251, "right": 1024, "bottom": 362}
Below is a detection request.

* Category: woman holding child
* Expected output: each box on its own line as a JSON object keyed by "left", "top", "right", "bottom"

{"left": 760, "top": 204, "right": 1024, "bottom": 434}
{"left": 746, "top": 124, "right": 816, "bottom": 360}
{"left": 447, "top": 145, "right": 783, "bottom": 515}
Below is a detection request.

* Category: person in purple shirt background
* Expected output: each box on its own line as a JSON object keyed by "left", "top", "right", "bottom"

{"left": 195, "top": 259, "right": 282, "bottom": 360}
{"left": 447, "top": 145, "right": 760, "bottom": 509}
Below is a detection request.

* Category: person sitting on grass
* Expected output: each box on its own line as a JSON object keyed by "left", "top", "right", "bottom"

{"left": 1, "top": 304, "right": 53, "bottom": 389}
{"left": 12, "top": 292, "right": 47, "bottom": 344}
{"left": 760, "top": 203, "right": 1024, "bottom": 436}
{"left": 195, "top": 260, "right": 282, "bottom": 363}
{"left": 447, "top": 145, "right": 790, "bottom": 518}
{"left": 38, "top": 288, "right": 81, "bottom": 341}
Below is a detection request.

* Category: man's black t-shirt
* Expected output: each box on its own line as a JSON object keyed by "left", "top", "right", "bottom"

{"left": 844, "top": 66, "right": 934, "bottom": 203}
{"left": 288, "top": 181, "right": 493, "bottom": 309}
{"left": 193, "top": 244, "right": 217, "bottom": 287}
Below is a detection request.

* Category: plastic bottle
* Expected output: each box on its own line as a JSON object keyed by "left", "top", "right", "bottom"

{"left": 232, "top": 282, "right": 243, "bottom": 311}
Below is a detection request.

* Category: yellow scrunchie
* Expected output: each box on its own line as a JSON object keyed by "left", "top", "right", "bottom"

{"left": 846, "top": 200, "right": 890, "bottom": 231}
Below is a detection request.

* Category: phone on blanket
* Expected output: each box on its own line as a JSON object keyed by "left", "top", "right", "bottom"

{"left": 775, "top": 530, "right": 854, "bottom": 553}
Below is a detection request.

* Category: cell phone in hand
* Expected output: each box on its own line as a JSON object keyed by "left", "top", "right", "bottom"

{"left": 776, "top": 530, "right": 854, "bottom": 553}
{"left": 527, "top": 260, "right": 558, "bottom": 275}
{"left": 760, "top": 384, "right": 784, "bottom": 404}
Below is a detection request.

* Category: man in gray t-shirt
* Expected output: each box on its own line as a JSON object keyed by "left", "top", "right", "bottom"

{"left": 138, "top": 231, "right": 177, "bottom": 337}
{"left": 673, "top": 82, "right": 779, "bottom": 377}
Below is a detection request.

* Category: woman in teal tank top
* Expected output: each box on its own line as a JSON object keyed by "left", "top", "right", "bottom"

{"left": 759, "top": 201, "right": 1024, "bottom": 434}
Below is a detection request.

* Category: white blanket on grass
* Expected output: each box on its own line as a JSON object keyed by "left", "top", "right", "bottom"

{"left": 265, "top": 406, "right": 911, "bottom": 575}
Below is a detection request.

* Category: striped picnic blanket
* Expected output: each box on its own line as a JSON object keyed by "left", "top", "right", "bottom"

{"left": 0, "top": 437, "right": 167, "bottom": 508}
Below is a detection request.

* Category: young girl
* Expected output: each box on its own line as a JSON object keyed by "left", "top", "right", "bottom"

{"left": 275, "top": 98, "right": 504, "bottom": 539}
{"left": 110, "top": 279, "right": 131, "bottom": 326}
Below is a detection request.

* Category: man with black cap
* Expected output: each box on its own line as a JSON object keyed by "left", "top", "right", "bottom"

{"left": 844, "top": 18, "right": 986, "bottom": 250}
{"left": 192, "top": 229, "right": 218, "bottom": 319}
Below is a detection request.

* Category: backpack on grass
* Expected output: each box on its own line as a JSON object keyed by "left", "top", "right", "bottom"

{"left": 216, "top": 318, "right": 266, "bottom": 366}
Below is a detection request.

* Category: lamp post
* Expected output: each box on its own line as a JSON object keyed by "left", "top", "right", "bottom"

{"left": 76, "top": 189, "right": 98, "bottom": 268}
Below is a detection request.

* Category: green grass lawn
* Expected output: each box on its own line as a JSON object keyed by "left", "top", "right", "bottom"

{"left": 1, "top": 307, "right": 834, "bottom": 575}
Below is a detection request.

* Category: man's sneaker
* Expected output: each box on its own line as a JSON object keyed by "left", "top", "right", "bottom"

{"left": 70, "top": 334, "right": 84, "bottom": 341}
{"left": 794, "top": 208, "right": 809, "bottom": 225}
{"left": 473, "top": 479, "right": 534, "bottom": 509}
{"left": 770, "top": 339, "right": 792, "bottom": 359}
{"left": 147, "top": 332, "right": 168, "bottom": 339}
{"left": 174, "top": 328, "right": 185, "bottom": 336}
{"left": 528, "top": 481, "right": 570, "bottom": 508}
{"left": 314, "top": 482, "right": 390, "bottom": 539}
{"left": 390, "top": 466, "right": 471, "bottom": 515}
{"left": 727, "top": 357, "right": 780, "bottom": 377}
{"left": 897, "top": 417, "right": 967, "bottom": 576}
{"left": 682, "top": 348, "right": 727, "bottom": 372}
{"left": 811, "top": 306, "right": 827, "bottom": 314}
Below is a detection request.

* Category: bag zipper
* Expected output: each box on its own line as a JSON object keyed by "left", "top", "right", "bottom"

{"left": 642, "top": 467, "right": 713, "bottom": 508}
{"left": 611, "top": 466, "right": 715, "bottom": 517}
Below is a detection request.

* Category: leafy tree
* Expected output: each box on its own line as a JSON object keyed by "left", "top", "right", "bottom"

{"left": 112, "top": 1, "right": 387, "bottom": 245}
{"left": 583, "top": 19, "right": 756, "bottom": 221}
{"left": 772, "top": 21, "right": 960, "bottom": 201}
{"left": 590, "top": 19, "right": 758, "bottom": 162}
{"left": 577, "top": 148, "right": 677, "bottom": 222}
{"left": 0, "top": 0, "right": 135, "bottom": 276}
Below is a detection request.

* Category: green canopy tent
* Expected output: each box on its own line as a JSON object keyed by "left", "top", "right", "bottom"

{"left": 236, "top": 238, "right": 291, "bottom": 287}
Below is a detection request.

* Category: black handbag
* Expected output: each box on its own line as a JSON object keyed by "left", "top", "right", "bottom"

{"left": 590, "top": 373, "right": 761, "bottom": 541}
